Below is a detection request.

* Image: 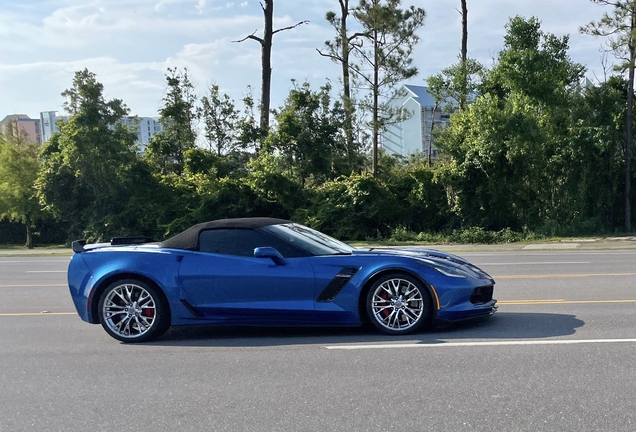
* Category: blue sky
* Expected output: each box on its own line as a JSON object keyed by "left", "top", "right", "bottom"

{"left": 0, "top": 0, "right": 618, "bottom": 119}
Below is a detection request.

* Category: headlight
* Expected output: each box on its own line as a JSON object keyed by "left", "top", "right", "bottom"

{"left": 414, "top": 258, "right": 470, "bottom": 278}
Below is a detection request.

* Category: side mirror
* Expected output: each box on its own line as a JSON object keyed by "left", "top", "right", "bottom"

{"left": 254, "top": 247, "right": 288, "bottom": 266}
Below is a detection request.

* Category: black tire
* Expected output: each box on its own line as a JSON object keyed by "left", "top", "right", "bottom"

{"left": 365, "top": 273, "right": 432, "bottom": 335}
{"left": 97, "top": 278, "right": 170, "bottom": 343}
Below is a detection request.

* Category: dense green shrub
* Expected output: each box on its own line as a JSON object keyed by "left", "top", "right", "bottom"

{"left": 304, "top": 173, "right": 398, "bottom": 240}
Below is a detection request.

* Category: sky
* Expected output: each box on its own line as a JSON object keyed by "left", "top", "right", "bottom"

{"left": 0, "top": 0, "right": 619, "bottom": 120}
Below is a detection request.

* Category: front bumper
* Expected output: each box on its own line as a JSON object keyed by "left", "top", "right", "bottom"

{"left": 435, "top": 298, "right": 497, "bottom": 323}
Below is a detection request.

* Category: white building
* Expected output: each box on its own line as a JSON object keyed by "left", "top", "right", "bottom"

{"left": 6, "top": 112, "right": 163, "bottom": 152}
{"left": 39, "top": 111, "right": 68, "bottom": 143}
{"left": 118, "top": 116, "right": 163, "bottom": 153}
{"left": 381, "top": 84, "right": 452, "bottom": 159}
{"left": 118, "top": 116, "right": 163, "bottom": 144}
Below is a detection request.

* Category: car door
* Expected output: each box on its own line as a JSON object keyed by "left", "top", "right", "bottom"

{"left": 178, "top": 228, "right": 317, "bottom": 324}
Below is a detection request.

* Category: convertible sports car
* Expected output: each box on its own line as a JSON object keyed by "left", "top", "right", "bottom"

{"left": 67, "top": 218, "right": 496, "bottom": 343}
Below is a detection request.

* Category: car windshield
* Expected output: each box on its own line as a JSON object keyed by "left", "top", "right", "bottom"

{"left": 263, "top": 223, "right": 354, "bottom": 256}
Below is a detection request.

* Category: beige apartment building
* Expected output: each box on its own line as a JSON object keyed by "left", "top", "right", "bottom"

{"left": 0, "top": 114, "right": 42, "bottom": 144}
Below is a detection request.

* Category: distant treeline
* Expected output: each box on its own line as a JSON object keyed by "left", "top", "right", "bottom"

{"left": 1, "top": 15, "right": 635, "bottom": 247}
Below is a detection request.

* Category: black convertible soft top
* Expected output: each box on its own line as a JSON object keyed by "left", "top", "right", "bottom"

{"left": 160, "top": 217, "right": 292, "bottom": 250}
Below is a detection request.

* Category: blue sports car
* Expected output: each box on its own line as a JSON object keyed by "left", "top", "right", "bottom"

{"left": 67, "top": 218, "right": 497, "bottom": 342}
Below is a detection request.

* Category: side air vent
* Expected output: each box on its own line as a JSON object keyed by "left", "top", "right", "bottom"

{"left": 316, "top": 267, "right": 360, "bottom": 302}
{"left": 180, "top": 299, "right": 202, "bottom": 318}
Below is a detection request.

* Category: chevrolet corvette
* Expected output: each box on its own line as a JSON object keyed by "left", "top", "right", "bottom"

{"left": 67, "top": 218, "right": 496, "bottom": 342}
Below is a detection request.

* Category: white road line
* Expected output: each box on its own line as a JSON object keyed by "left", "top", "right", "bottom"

{"left": 0, "top": 312, "right": 75, "bottom": 317}
{"left": 494, "top": 272, "right": 636, "bottom": 279}
{"left": 26, "top": 270, "right": 67, "bottom": 273}
{"left": 0, "top": 260, "right": 69, "bottom": 264}
{"left": 325, "top": 338, "right": 636, "bottom": 350}
{"left": 479, "top": 261, "right": 590, "bottom": 265}
{"left": 466, "top": 251, "right": 636, "bottom": 257}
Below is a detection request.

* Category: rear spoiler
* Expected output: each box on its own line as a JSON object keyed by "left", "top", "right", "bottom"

{"left": 71, "top": 237, "right": 157, "bottom": 253}
{"left": 72, "top": 240, "right": 87, "bottom": 253}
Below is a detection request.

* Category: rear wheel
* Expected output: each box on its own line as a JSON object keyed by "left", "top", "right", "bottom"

{"left": 97, "top": 279, "right": 170, "bottom": 343}
{"left": 366, "top": 274, "right": 432, "bottom": 335}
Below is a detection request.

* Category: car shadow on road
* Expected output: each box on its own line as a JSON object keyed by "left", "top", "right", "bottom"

{"left": 144, "top": 312, "right": 584, "bottom": 347}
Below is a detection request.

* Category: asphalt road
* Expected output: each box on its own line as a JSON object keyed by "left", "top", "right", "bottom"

{"left": 1, "top": 251, "right": 636, "bottom": 431}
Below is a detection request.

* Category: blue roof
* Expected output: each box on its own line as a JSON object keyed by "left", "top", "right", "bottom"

{"left": 403, "top": 85, "right": 436, "bottom": 107}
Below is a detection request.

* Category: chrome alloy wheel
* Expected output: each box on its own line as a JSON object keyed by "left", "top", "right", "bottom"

{"left": 102, "top": 283, "right": 156, "bottom": 339}
{"left": 371, "top": 278, "right": 424, "bottom": 331}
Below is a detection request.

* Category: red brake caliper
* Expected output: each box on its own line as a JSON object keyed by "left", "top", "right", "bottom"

{"left": 379, "top": 291, "right": 390, "bottom": 318}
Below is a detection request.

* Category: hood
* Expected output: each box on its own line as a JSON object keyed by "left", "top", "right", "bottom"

{"left": 352, "top": 247, "right": 493, "bottom": 281}
{"left": 352, "top": 247, "right": 466, "bottom": 262}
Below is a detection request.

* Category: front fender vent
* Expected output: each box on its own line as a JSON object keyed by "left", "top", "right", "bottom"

{"left": 316, "top": 267, "right": 360, "bottom": 302}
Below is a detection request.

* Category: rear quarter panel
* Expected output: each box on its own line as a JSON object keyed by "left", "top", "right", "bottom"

{"left": 71, "top": 248, "right": 185, "bottom": 324}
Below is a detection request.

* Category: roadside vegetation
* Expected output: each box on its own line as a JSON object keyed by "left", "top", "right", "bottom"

{"left": 1, "top": 1, "right": 636, "bottom": 247}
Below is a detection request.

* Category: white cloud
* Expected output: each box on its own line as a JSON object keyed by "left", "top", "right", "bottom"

{"left": 0, "top": 0, "right": 625, "bottom": 119}
{"left": 155, "top": 0, "right": 199, "bottom": 12}
{"left": 0, "top": 57, "right": 167, "bottom": 115}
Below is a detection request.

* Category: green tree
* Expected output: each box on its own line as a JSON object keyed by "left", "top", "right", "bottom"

{"left": 435, "top": 17, "right": 585, "bottom": 231}
{"left": 427, "top": 58, "right": 483, "bottom": 166}
{"left": 306, "top": 172, "right": 397, "bottom": 240}
{"left": 37, "top": 69, "right": 143, "bottom": 240}
{"left": 568, "top": 76, "right": 633, "bottom": 231}
{"left": 427, "top": 59, "right": 483, "bottom": 111}
{"left": 236, "top": 86, "right": 264, "bottom": 153}
{"left": 0, "top": 130, "right": 44, "bottom": 248}
{"left": 379, "top": 152, "right": 450, "bottom": 232}
{"left": 581, "top": 0, "right": 636, "bottom": 231}
{"left": 319, "top": 0, "right": 359, "bottom": 152}
{"left": 264, "top": 81, "right": 359, "bottom": 184}
{"left": 145, "top": 67, "right": 197, "bottom": 175}
{"left": 350, "top": 0, "right": 426, "bottom": 176}
{"left": 245, "top": 152, "right": 305, "bottom": 218}
{"left": 200, "top": 83, "right": 240, "bottom": 156}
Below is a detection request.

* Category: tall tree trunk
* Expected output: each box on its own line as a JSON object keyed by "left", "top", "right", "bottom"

{"left": 340, "top": 0, "right": 355, "bottom": 156}
{"left": 25, "top": 217, "right": 33, "bottom": 249}
{"left": 429, "top": 105, "right": 438, "bottom": 168}
{"left": 460, "top": 0, "right": 468, "bottom": 112}
{"left": 372, "top": 27, "right": 379, "bottom": 177}
{"left": 626, "top": 9, "right": 635, "bottom": 232}
{"left": 235, "top": 1, "right": 306, "bottom": 134}
{"left": 261, "top": 0, "right": 274, "bottom": 132}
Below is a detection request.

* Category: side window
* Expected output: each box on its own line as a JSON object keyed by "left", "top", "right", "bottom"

{"left": 234, "top": 229, "right": 308, "bottom": 258}
{"left": 198, "top": 228, "right": 308, "bottom": 258}
{"left": 198, "top": 229, "right": 236, "bottom": 254}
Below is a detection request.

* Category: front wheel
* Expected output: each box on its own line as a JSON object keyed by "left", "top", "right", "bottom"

{"left": 366, "top": 274, "right": 432, "bottom": 335}
{"left": 97, "top": 279, "right": 170, "bottom": 343}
